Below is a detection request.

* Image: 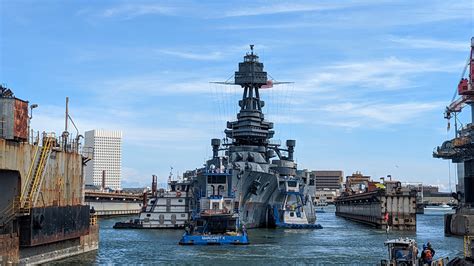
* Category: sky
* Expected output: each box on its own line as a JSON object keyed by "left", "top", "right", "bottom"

{"left": 1, "top": 0, "right": 473, "bottom": 190}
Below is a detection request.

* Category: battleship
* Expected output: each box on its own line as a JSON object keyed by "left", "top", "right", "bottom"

{"left": 185, "top": 45, "right": 318, "bottom": 229}
{"left": 0, "top": 87, "right": 98, "bottom": 264}
{"left": 113, "top": 46, "right": 319, "bottom": 232}
{"left": 433, "top": 37, "right": 474, "bottom": 236}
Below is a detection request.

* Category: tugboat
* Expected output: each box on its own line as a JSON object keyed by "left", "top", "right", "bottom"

{"left": 270, "top": 176, "right": 322, "bottom": 229}
{"left": 179, "top": 164, "right": 248, "bottom": 245}
{"left": 114, "top": 172, "right": 193, "bottom": 229}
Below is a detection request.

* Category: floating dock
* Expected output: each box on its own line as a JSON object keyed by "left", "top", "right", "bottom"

{"left": 335, "top": 173, "right": 417, "bottom": 230}
{"left": 0, "top": 89, "right": 98, "bottom": 264}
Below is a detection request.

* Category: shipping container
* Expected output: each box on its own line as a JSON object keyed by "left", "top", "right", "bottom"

{"left": 0, "top": 97, "right": 28, "bottom": 141}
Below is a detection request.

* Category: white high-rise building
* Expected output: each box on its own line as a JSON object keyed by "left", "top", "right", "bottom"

{"left": 84, "top": 129, "right": 122, "bottom": 190}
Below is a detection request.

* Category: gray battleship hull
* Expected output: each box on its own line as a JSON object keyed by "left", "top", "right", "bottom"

{"left": 236, "top": 171, "right": 279, "bottom": 228}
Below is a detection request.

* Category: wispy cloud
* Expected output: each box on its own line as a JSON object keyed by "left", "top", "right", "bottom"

{"left": 295, "top": 57, "right": 459, "bottom": 94}
{"left": 389, "top": 36, "right": 469, "bottom": 51}
{"left": 101, "top": 4, "right": 175, "bottom": 19}
{"left": 223, "top": 1, "right": 365, "bottom": 17}
{"left": 319, "top": 101, "right": 443, "bottom": 125}
{"left": 157, "top": 49, "right": 224, "bottom": 61}
{"left": 219, "top": 0, "right": 471, "bottom": 30}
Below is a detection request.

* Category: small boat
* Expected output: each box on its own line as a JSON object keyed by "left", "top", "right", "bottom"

{"left": 179, "top": 170, "right": 249, "bottom": 245}
{"left": 381, "top": 238, "right": 449, "bottom": 266}
{"left": 381, "top": 238, "right": 418, "bottom": 266}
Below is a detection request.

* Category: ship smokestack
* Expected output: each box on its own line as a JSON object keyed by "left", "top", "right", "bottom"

{"left": 211, "top": 138, "right": 221, "bottom": 158}
{"left": 286, "top": 139, "right": 295, "bottom": 160}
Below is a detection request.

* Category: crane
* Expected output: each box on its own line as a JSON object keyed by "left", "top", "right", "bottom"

{"left": 444, "top": 37, "right": 474, "bottom": 134}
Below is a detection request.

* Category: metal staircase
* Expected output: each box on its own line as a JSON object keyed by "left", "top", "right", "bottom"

{"left": 0, "top": 200, "right": 18, "bottom": 228}
{"left": 19, "top": 137, "right": 54, "bottom": 214}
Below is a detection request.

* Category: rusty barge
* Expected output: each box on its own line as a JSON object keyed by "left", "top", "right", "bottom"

{"left": 335, "top": 172, "right": 417, "bottom": 230}
{"left": 0, "top": 86, "right": 98, "bottom": 264}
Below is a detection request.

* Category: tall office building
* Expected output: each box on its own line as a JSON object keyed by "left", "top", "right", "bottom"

{"left": 84, "top": 129, "right": 122, "bottom": 190}
{"left": 311, "top": 170, "right": 344, "bottom": 190}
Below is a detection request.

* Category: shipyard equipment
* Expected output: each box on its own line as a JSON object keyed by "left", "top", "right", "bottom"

{"left": 433, "top": 37, "right": 474, "bottom": 236}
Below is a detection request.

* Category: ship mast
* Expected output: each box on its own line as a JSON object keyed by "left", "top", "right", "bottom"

{"left": 224, "top": 45, "right": 275, "bottom": 146}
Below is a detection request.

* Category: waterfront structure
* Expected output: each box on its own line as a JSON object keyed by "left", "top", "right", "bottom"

{"left": 0, "top": 88, "right": 98, "bottom": 264}
{"left": 433, "top": 38, "right": 474, "bottom": 236}
{"left": 335, "top": 172, "right": 417, "bottom": 230}
{"left": 84, "top": 129, "right": 122, "bottom": 190}
{"left": 311, "top": 170, "right": 343, "bottom": 190}
{"left": 85, "top": 190, "right": 142, "bottom": 216}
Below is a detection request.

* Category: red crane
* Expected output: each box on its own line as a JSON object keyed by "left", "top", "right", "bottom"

{"left": 445, "top": 38, "right": 474, "bottom": 130}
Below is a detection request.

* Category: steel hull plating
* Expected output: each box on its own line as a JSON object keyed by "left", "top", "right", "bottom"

{"left": 235, "top": 171, "right": 278, "bottom": 228}
{"left": 18, "top": 205, "right": 90, "bottom": 247}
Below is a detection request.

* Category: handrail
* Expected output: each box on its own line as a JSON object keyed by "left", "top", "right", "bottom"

{"left": 21, "top": 137, "right": 53, "bottom": 212}
{"left": 20, "top": 143, "right": 40, "bottom": 205}
{"left": 29, "top": 138, "right": 52, "bottom": 205}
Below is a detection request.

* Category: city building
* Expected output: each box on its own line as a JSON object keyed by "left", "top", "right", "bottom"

{"left": 311, "top": 170, "right": 344, "bottom": 190}
{"left": 84, "top": 129, "right": 122, "bottom": 190}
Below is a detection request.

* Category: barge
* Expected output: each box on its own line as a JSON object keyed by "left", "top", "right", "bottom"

{"left": 335, "top": 172, "right": 417, "bottom": 230}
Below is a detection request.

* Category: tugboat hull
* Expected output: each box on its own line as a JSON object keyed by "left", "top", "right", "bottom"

{"left": 179, "top": 233, "right": 249, "bottom": 245}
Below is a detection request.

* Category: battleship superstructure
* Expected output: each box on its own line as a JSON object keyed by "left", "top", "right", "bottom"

{"left": 191, "top": 46, "right": 317, "bottom": 229}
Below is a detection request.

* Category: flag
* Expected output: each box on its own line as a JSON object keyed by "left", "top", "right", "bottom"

{"left": 261, "top": 80, "right": 273, "bottom": 89}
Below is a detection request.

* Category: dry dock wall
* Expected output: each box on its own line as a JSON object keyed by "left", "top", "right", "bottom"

{"left": 0, "top": 139, "right": 83, "bottom": 207}
{"left": 336, "top": 192, "right": 416, "bottom": 230}
{"left": 0, "top": 138, "right": 98, "bottom": 263}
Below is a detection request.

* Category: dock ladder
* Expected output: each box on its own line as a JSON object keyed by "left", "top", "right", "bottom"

{"left": 19, "top": 136, "right": 54, "bottom": 215}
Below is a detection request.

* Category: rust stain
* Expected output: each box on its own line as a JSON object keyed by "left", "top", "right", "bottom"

{"left": 13, "top": 99, "right": 28, "bottom": 141}
{"left": 1, "top": 139, "right": 84, "bottom": 207}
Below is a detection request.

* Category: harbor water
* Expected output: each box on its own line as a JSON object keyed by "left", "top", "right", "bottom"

{"left": 54, "top": 208, "right": 463, "bottom": 264}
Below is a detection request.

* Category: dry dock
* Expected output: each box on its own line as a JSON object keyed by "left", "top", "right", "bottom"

{"left": 0, "top": 89, "right": 98, "bottom": 264}
{"left": 335, "top": 173, "right": 417, "bottom": 230}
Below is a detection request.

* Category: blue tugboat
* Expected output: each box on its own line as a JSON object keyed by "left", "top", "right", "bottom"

{"left": 179, "top": 164, "right": 249, "bottom": 245}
